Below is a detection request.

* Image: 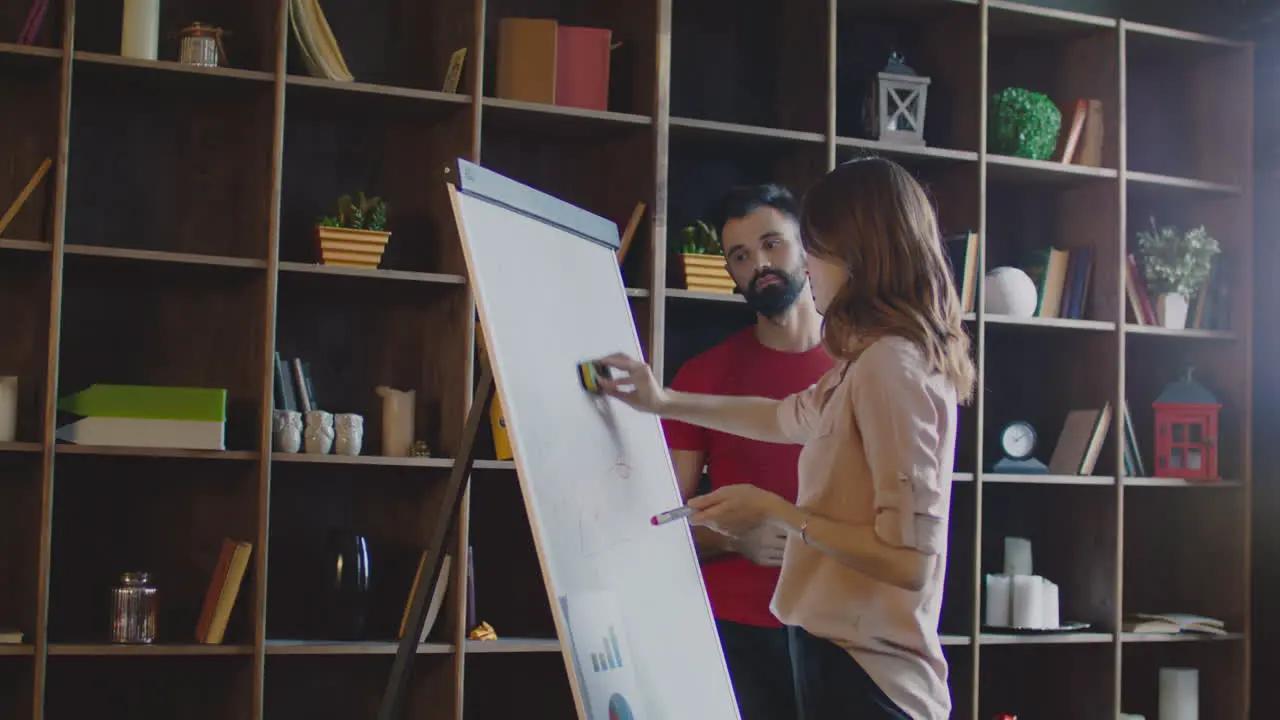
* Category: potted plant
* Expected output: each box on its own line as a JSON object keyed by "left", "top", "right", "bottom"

{"left": 317, "top": 192, "right": 391, "bottom": 268}
{"left": 988, "top": 87, "right": 1062, "bottom": 161}
{"left": 675, "top": 220, "right": 735, "bottom": 294}
{"left": 1136, "top": 217, "right": 1220, "bottom": 329}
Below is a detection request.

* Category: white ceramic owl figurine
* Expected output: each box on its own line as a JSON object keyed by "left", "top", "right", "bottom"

{"left": 273, "top": 409, "right": 303, "bottom": 453}
{"left": 334, "top": 413, "right": 364, "bottom": 456}
{"left": 304, "top": 410, "right": 335, "bottom": 454}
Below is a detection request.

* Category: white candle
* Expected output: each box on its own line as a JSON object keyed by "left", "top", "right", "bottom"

{"left": 1011, "top": 574, "right": 1043, "bottom": 628}
{"left": 985, "top": 574, "right": 1011, "bottom": 627}
{"left": 1041, "top": 579, "right": 1060, "bottom": 629}
{"left": 121, "top": 0, "right": 160, "bottom": 60}
{"left": 1004, "top": 536, "right": 1033, "bottom": 575}
{"left": 1159, "top": 667, "right": 1198, "bottom": 720}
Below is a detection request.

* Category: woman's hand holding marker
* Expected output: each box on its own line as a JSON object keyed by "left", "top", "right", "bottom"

{"left": 684, "top": 484, "right": 789, "bottom": 538}
{"left": 649, "top": 505, "right": 695, "bottom": 526}
{"left": 650, "top": 484, "right": 789, "bottom": 541}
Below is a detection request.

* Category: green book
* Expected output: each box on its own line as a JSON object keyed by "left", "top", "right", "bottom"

{"left": 58, "top": 384, "right": 227, "bottom": 422}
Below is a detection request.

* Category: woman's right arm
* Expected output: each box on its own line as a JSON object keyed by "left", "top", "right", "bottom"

{"left": 594, "top": 352, "right": 791, "bottom": 443}
{"left": 661, "top": 390, "right": 786, "bottom": 443}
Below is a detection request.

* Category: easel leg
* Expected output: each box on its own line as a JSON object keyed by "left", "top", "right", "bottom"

{"left": 377, "top": 363, "right": 496, "bottom": 720}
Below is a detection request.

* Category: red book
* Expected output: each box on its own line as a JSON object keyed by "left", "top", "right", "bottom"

{"left": 1127, "top": 254, "right": 1158, "bottom": 324}
{"left": 554, "top": 26, "right": 612, "bottom": 111}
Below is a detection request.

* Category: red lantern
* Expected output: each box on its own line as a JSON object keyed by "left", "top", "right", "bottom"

{"left": 1152, "top": 366, "right": 1221, "bottom": 482}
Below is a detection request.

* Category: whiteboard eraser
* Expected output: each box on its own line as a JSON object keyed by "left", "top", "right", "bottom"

{"left": 578, "top": 361, "right": 612, "bottom": 394}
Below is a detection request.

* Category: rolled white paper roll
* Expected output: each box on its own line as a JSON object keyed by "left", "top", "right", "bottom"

{"left": 1011, "top": 574, "right": 1043, "bottom": 628}
{"left": 121, "top": 0, "right": 160, "bottom": 60}
{"left": 985, "top": 574, "right": 1011, "bottom": 627}
{"left": 1159, "top": 668, "right": 1198, "bottom": 720}
{"left": 1004, "top": 536, "right": 1033, "bottom": 576}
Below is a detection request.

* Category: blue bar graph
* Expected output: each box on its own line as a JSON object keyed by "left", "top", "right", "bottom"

{"left": 589, "top": 626, "right": 624, "bottom": 672}
{"left": 610, "top": 626, "right": 623, "bottom": 668}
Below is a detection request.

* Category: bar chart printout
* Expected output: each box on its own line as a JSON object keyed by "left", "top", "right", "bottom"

{"left": 562, "top": 591, "right": 644, "bottom": 719}
{"left": 590, "top": 626, "right": 625, "bottom": 672}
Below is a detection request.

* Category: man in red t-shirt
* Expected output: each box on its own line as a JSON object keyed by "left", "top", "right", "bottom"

{"left": 662, "top": 184, "right": 833, "bottom": 720}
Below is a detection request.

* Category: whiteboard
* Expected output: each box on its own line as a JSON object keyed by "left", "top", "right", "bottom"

{"left": 448, "top": 159, "right": 740, "bottom": 720}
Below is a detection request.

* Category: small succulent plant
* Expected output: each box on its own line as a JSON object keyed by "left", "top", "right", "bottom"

{"left": 319, "top": 192, "right": 388, "bottom": 231}
{"left": 676, "top": 220, "right": 722, "bottom": 255}
{"left": 1136, "top": 217, "right": 1220, "bottom": 298}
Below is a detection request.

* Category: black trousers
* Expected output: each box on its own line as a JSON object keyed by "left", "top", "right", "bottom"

{"left": 787, "top": 625, "right": 913, "bottom": 720}
{"left": 716, "top": 619, "right": 797, "bottom": 720}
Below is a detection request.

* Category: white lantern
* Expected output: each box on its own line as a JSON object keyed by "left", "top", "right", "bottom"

{"left": 866, "top": 52, "right": 930, "bottom": 147}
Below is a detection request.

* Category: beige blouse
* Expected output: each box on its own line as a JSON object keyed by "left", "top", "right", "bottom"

{"left": 772, "top": 335, "right": 957, "bottom": 720}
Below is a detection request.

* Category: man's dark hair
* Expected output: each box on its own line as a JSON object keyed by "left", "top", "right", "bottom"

{"left": 710, "top": 183, "right": 800, "bottom": 239}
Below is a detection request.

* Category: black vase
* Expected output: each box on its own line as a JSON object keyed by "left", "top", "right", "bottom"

{"left": 320, "top": 530, "right": 371, "bottom": 640}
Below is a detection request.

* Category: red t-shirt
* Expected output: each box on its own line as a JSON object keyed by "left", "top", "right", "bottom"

{"left": 662, "top": 326, "right": 835, "bottom": 628}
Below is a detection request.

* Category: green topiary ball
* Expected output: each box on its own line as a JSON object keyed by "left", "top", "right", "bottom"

{"left": 988, "top": 87, "right": 1062, "bottom": 161}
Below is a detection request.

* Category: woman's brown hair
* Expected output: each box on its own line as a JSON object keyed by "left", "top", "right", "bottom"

{"left": 800, "top": 156, "right": 976, "bottom": 404}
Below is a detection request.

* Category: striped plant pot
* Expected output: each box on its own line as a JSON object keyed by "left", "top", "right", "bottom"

{"left": 317, "top": 226, "right": 391, "bottom": 268}
{"left": 679, "top": 253, "right": 735, "bottom": 294}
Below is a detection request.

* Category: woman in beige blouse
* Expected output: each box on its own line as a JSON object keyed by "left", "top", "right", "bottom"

{"left": 595, "top": 156, "right": 974, "bottom": 720}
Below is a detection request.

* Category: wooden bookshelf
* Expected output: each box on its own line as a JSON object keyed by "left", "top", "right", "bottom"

{"left": 0, "top": 0, "right": 1252, "bottom": 718}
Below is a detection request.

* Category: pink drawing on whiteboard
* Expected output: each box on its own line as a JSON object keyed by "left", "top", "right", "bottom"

{"left": 575, "top": 452, "right": 642, "bottom": 558}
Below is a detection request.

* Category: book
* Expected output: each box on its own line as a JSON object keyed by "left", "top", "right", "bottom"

{"left": 1020, "top": 247, "right": 1071, "bottom": 318}
{"left": 1122, "top": 400, "right": 1146, "bottom": 477}
{"left": 1125, "top": 254, "right": 1158, "bottom": 325}
{"left": 1054, "top": 246, "right": 1093, "bottom": 320}
{"left": 944, "top": 232, "right": 978, "bottom": 314}
{"left": 1059, "top": 99, "right": 1088, "bottom": 164}
{"left": 1122, "top": 612, "right": 1226, "bottom": 636}
{"left": 1048, "top": 403, "right": 1112, "bottom": 475}
{"left": 196, "top": 538, "right": 253, "bottom": 644}
{"left": 1076, "top": 99, "right": 1104, "bottom": 167}
{"left": 274, "top": 352, "right": 298, "bottom": 412}
{"left": 617, "top": 201, "right": 647, "bottom": 264}
{"left": 496, "top": 18, "right": 558, "bottom": 104}
{"left": 554, "top": 25, "right": 613, "bottom": 110}
{"left": 1060, "top": 98, "right": 1104, "bottom": 167}
{"left": 55, "top": 416, "right": 226, "bottom": 450}
{"left": 496, "top": 18, "right": 615, "bottom": 112}
{"left": 397, "top": 552, "right": 453, "bottom": 643}
{"left": 287, "top": 0, "right": 354, "bottom": 82}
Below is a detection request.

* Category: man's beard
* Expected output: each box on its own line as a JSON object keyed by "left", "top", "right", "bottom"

{"left": 740, "top": 266, "right": 805, "bottom": 319}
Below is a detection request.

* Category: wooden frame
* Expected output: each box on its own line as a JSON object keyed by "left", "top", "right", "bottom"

{"left": 0, "top": 0, "right": 1252, "bottom": 718}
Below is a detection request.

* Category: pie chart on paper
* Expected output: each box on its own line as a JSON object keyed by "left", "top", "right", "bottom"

{"left": 607, "top": 693, "right": 635, "bottom": 720}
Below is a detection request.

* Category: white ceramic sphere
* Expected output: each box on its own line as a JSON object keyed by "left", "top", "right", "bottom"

{"left": 984, "top": 266, "right": 1038, "bottom": 317}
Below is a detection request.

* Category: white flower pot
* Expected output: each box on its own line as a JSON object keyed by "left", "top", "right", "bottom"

{"left": 1157, "top": 293, "right": 1189, "bottom": 329}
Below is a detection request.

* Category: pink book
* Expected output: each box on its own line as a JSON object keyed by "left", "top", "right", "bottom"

{"left": 554, "top": 26, "right": 612, "bottom": 111}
